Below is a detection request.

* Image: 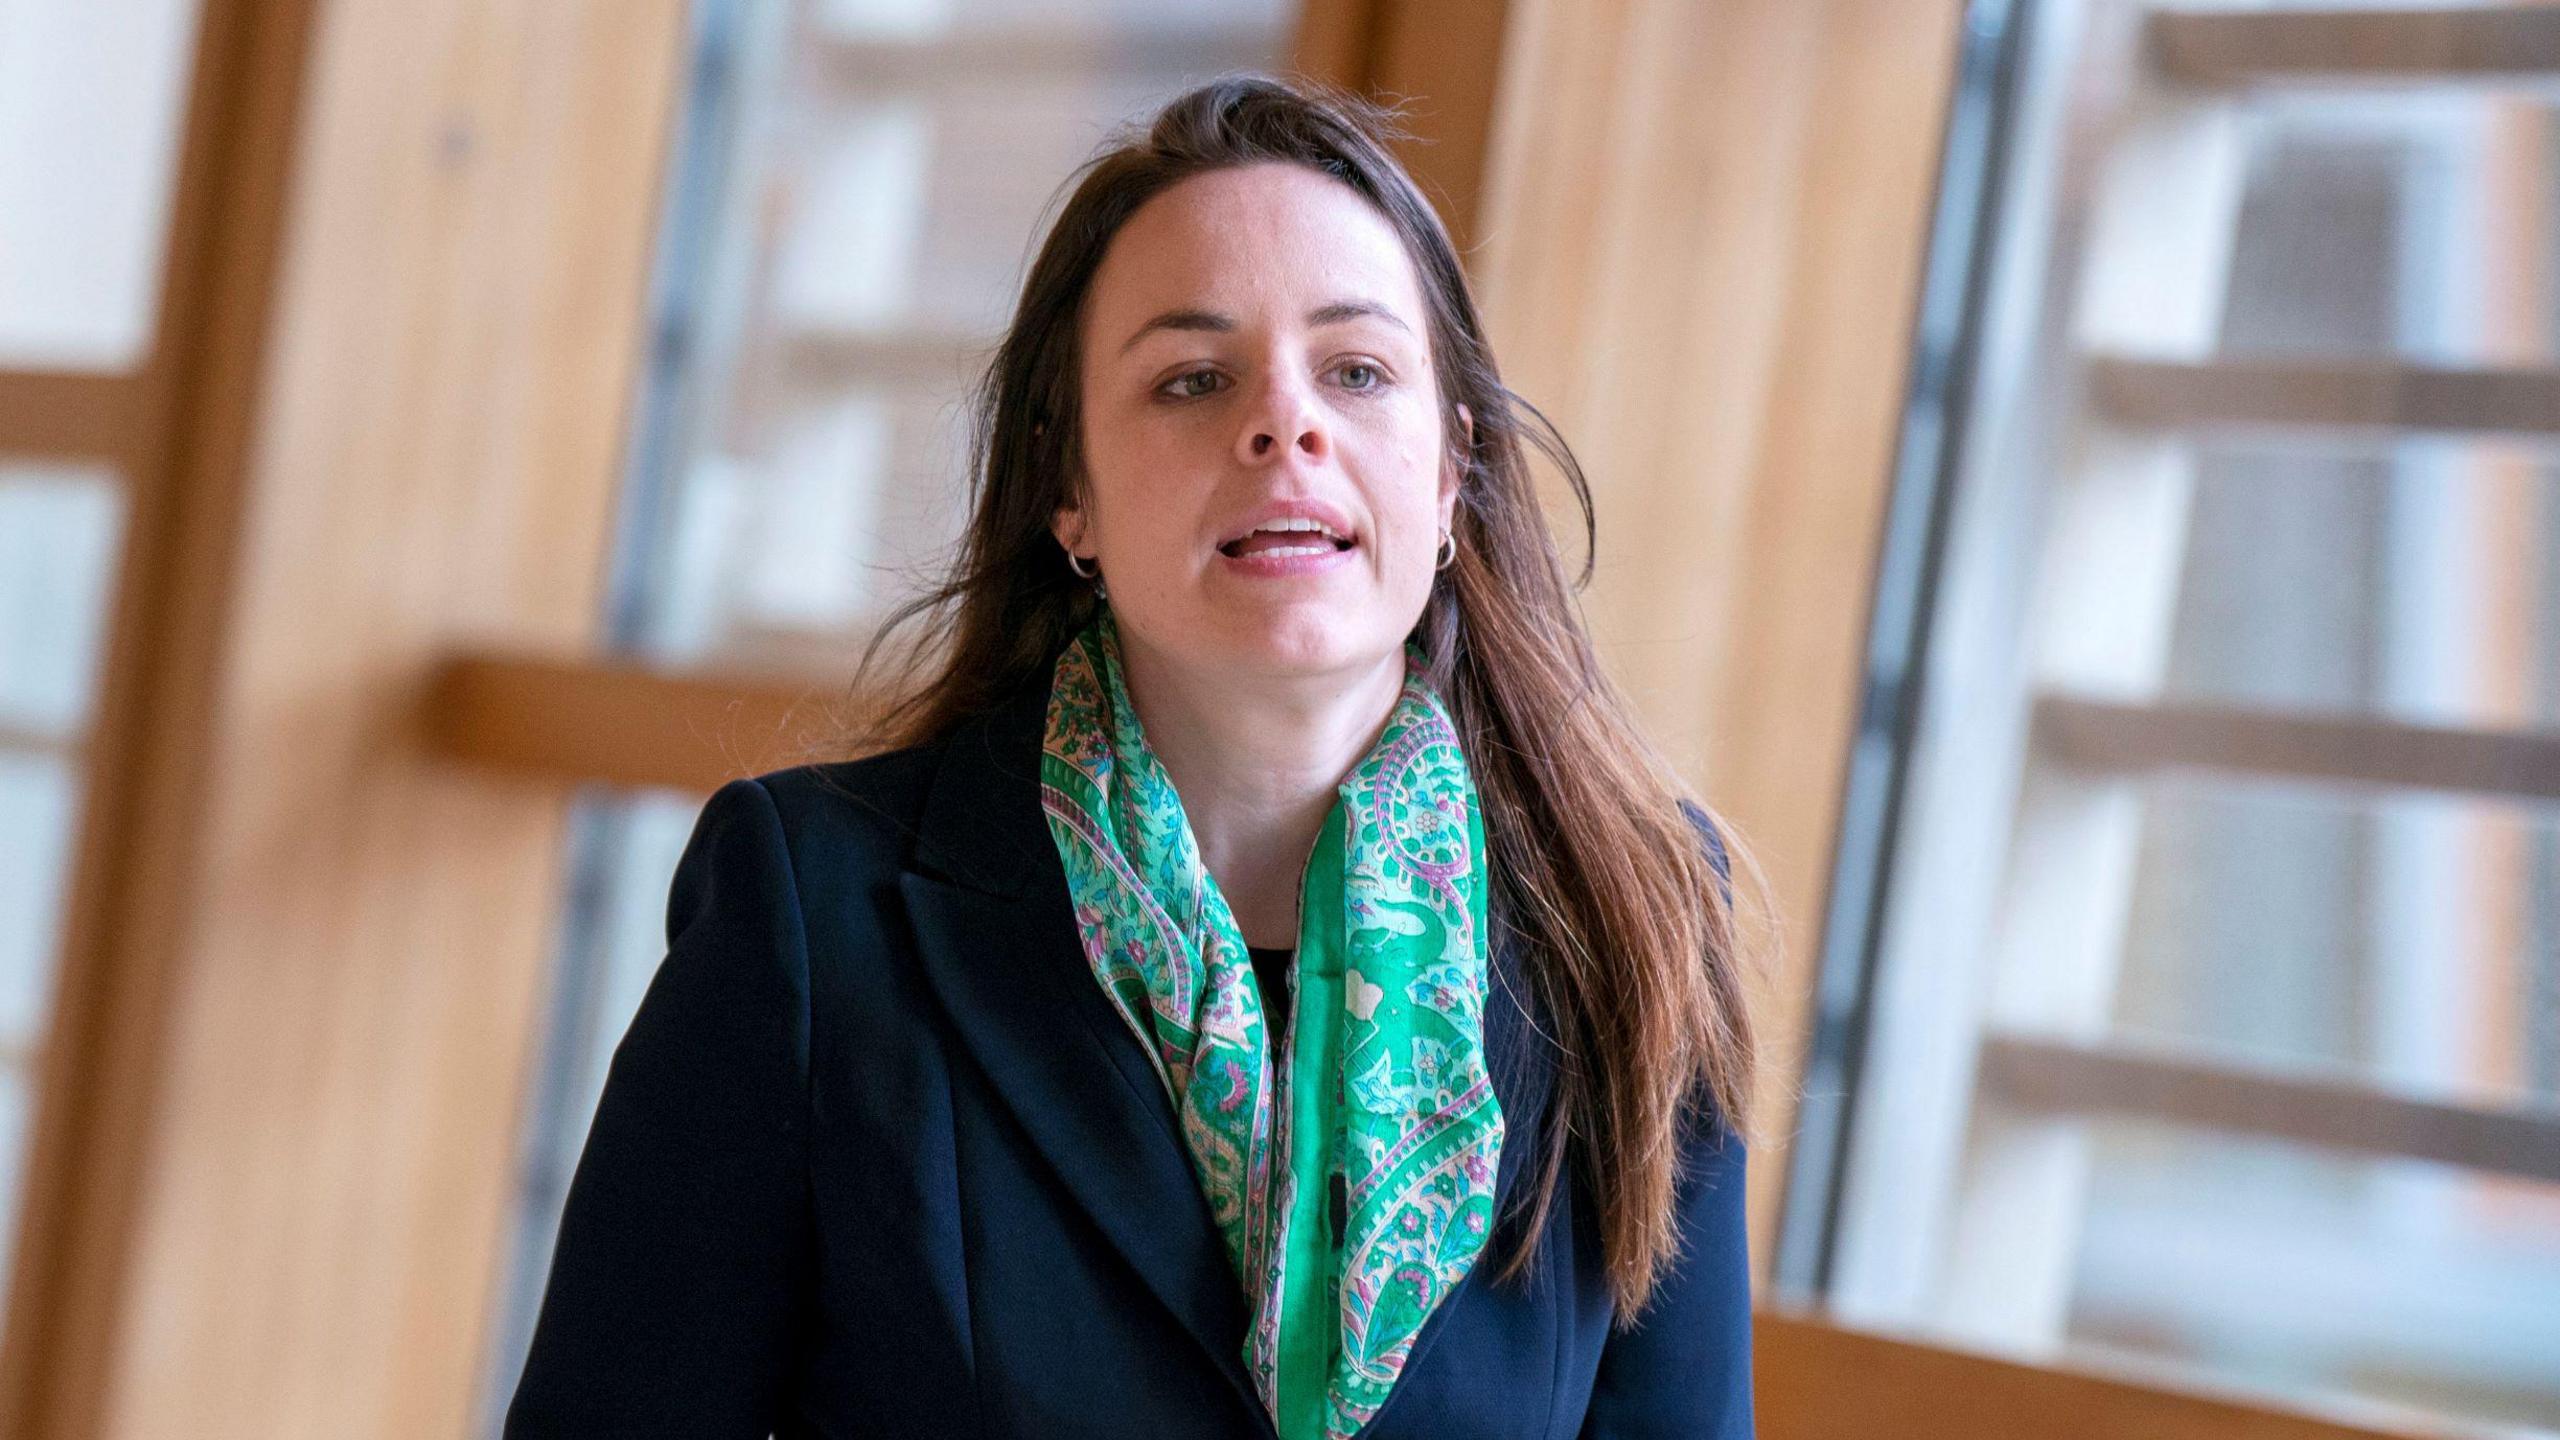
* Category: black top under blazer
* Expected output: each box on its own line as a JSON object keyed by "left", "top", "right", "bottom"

{"left": 502, "top": 668, "right": 1754, "bottom": 1438}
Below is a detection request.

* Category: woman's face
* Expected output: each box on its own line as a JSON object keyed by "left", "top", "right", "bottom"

{"left": 1057, "top": 160, "right": 1468, "bottom": 691}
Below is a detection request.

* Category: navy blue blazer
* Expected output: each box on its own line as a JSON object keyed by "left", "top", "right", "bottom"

{"left": 502, "top": 671, "right": 1753, "bottom": 1438}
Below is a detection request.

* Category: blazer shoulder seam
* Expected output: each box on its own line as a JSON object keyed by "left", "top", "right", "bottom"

{"left": 738, "top": 775, "right": 817, "bottom": 1157}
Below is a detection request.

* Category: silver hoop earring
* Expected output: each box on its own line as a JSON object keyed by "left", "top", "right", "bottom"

{"left": 1066, "top": 550, "right": 1098, "bottom": 580}
{"left": 1435, "top": 530, "right": 1457, "bottom": 571}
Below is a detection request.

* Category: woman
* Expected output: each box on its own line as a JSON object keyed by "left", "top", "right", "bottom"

{"left": 505, "top": 72, "right": 1759, "bottom": 1439}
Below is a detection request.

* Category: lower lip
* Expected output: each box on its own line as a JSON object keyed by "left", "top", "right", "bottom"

{"left": 1217, "top": 542, "right": 1358, "bottom": 578}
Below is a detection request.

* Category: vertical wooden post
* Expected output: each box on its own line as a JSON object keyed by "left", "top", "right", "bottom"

{"left": 1, "top": 1, "right": 325, "bottom": 1434}
{"left": 1470, "top": 0, "right": 1971, "bottom": 1274}
{"left": 11, "top": 3, "right": 692, "bottom": 1436}
{"left": 1293, "top": 0, "right": 1513, "bottom": 256}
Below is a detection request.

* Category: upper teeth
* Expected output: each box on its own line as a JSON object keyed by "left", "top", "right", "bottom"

{"left": 1252, "top": 518, "right": 1344, "bottom": 541}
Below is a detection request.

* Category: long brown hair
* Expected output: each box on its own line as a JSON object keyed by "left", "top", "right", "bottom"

{"left": 834, "top": 71, "right": 1761, "bottom": 1323}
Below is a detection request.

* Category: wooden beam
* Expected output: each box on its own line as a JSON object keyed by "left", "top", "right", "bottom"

{"left": 30, "top": 4, "right": 695, "bottom": 1435}
{"left": 1292, "top": 0, "right": 1511, "bottom": 257}
{"left": 1976, "top": 1033, "right": 2560, "bottom": 1187}
{"left": 0, "top": 373, "right": 149, "bottom": 465}
{"left": 0, "top": 723, "right": 82, "bottom": 759}
{"left": 811, "top": 19, "right": 1280, "bottom": 88}
{"left": 1294, "top": 0, "right": 1387, "bottom": 91}
{"left": 0, "top": 0, "right": 323, "bottom": 1434}
{"left": 773, "top": 328, "right": 993, "bottom": 387}
{"left": 2149, "top": 6, "right": 2560, "bottom": 86}
{"left": 1474, "top": 0, "right": 1970, "bottom": 1280}
{"left": 2088, "top": 356, "right": 2560, "bottom": 439}
{"left": 1363, "top": 0, "right": 1511, "bottom": 254}
{"left": 423, "top": 652, "right": 861, "bottom": 794}
{"left": 2036, "top": 694, "right": 2560, "bottom": 803}
{"left": 1755, "top": 1310, "right": 2443, "bottom": 1440}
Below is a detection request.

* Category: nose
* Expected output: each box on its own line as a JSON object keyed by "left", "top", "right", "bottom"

{"left": 1235, "top": 365, "right": 1330, "bottom": 468}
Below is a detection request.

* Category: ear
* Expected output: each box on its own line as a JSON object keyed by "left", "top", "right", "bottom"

{"left": 1439, "top": 402, "right": 1474, "bottom": 530}
{"left": 1050, "top": 495, "right": 1089, "bottom": 559}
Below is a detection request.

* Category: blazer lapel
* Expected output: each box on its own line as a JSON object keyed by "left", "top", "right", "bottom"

{"left": 895, "top": 677, "right": 1273, "bottom": 1433}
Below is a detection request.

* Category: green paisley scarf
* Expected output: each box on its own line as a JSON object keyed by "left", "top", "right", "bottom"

{"left": 1038, "top": 607, "right": 1505, "bottom": 1440}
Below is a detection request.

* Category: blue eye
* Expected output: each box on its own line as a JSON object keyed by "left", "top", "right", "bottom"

{"left": 1338, "top": 362, "right": 1381, "bottom": 391}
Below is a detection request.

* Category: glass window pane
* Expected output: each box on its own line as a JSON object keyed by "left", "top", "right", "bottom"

{"left": 815, "top": 0, "right": 1293, "bottom": 39}
{"left": 2154, "top": 439, "right": 2560, "bottom": 735}
{"left": 0, "top": 0, "right": 206, "bottom": 370}
{"left": 2071, "top": 1123, "right": 2560, "bottom": 1433}
{"left": 615, "top": 9, "right": 1300, "bottom": 665}
{"left": 0, "top": 747, "right": 81, "bottom": 1305}
{"left": 771, "top": 72, "right": 1290, "bottom": 341}
{"left": 1802, "top": 1, "right": 2560, "bottom": 1433}
{"left": 2114, "top": 778, "right": 2558, "bottom": 1111}
{"left": 653, "top": 379, "right": 974, "bottom": 662}
{"left": 0, "top": 750, "right": 77, "bottom": 1059}
{"left": 0, "top": 1065, "right": 29, "bottom": 1307}
{"left": 0, "top": 464, "right": 127, "bottom": 739}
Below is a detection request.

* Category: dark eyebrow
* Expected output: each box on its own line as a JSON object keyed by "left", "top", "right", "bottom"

{"left": 1118, "top": 299, "right": 1411, "bottom": 355}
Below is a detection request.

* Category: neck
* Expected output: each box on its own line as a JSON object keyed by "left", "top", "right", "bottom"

{"left": 1114, "top": 629, "right": 1406, "bottom": 950}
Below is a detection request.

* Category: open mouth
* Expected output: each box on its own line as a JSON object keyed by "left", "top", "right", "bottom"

{"left": 1217, "top": 520, "right": 1356, "bottom": 559}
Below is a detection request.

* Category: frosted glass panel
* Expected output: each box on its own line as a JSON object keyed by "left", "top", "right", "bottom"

{"left": 617, "top": 7, "right": 1300, "bottom": 665}
{"left": 770, "top": 102, "right": 937, "bottom": 333}
{"left": 652, "top": 380, "right": 973, "bottom": 654}
{"left": 772, "top": 72, "right": 1295, "bottom": 339}
{"left": 0, "top": 0, "right": 205, "bottom": 369}
{"left": 814, "top": 0, "right": 1292, "bottom": 41}
{"left": 0, "top": 465, "right": 127, "bottom": 738}
{"left": 0, "top": 751, "right": 78, "bottom": 1061}
{"left": 0, "top": 1066, "right": 28, "bottom": 1306}
{"left": 2153, "top": 441, "right": 2560, "bottom": 736}
{"left": 2071, "top": 1123, "right": 2560, "bottom": 1434}
{"left": 1806, "top": 1, "right": 2560, "bottom": 1435}
{"left": 2115, "top": 776, "right": 2559, "bottom": 1109}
